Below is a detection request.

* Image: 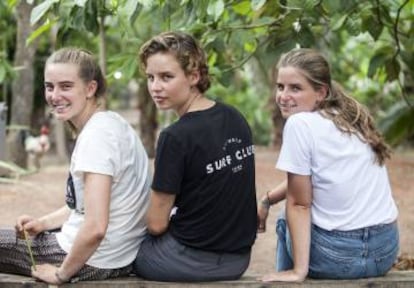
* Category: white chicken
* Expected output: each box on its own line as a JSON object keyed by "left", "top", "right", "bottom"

{"left": 24, "top": 125, "right": 51, "bottom": 170}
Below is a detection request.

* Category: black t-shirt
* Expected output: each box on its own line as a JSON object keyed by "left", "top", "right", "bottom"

{"left": 152, "top": 102, "right": 257, "bottom": 253}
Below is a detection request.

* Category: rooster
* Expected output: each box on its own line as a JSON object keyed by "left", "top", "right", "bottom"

{"left": 24, "top": 124, "right": 51, "bottom": 170}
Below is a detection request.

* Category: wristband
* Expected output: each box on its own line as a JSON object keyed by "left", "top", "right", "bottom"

{"left": 261, "top": 191, "right": 271, "bottom": 209}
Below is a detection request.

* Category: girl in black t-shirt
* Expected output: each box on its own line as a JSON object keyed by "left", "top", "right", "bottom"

{"left": 133, "top": 31, "right": 257, "bottom": 282}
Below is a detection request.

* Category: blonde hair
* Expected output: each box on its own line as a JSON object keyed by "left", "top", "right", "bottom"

{"left": 46, "top": 47, "right": 106, "bottom": 134}
{"left": 276, "top": 48, "right": 391, "bottom": 165}
{"left": 46, "top": 47, "right": 106, "bottom": 98}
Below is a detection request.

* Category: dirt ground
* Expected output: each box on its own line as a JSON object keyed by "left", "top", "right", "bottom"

{"left": 0, "top": 146, "right": 413, "bottom": 275}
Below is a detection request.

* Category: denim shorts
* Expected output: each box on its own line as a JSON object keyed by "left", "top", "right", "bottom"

{"left": 276, "top": 218, "right": 399, "bottom": 279}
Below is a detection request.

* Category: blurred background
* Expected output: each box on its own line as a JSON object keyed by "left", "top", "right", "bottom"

{"left": 0, "top": 0, "right": 413, "bottom": 173}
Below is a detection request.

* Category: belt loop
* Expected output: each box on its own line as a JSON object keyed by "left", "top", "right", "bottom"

{"left": 363, "top": 228, "right": 369, "bottom": 241}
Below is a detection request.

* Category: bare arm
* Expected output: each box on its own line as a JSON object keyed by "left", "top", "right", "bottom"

{"left": 261, "top": 173, "right": 312, "bottom": 282}
{"left": 32, "top": 172, "right": 112, "bottom": 284}
{"left": 146, "top": 190, "right": 176, "bottom": 235}
{"left": 16, "top": 206, "right": 71, "bottom": 237}
{"left": 285, "top": 172, "right": 312, "bottom": 280}
{"left": 257, "top": 179, "right": 287, "bottom": 233}
{"left": 268, "top": 179, "right": 288, "bottom": 204}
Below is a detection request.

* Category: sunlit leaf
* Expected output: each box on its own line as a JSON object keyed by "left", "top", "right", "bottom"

{"left": 30, "top": 0, "right": 58, "bottom": 25}
{"left": 331, "top": 14, "right": 348, "bottom": 31}
{"left": 120, "top": 0, "right": 140, "bottom": 21}
{"left": 244, "top": 40, "right": 257, "bottom": 53}
{"left": 232, "top": 1, "right": 251, "bottom": 15}
{"left": 26, "top": 18, "right": 56, "bottom": 45}
{"left": 137, "top": 0, "right": 156, "bottom": 8}
{"left": 74, "top": 0, "right": 88, "bottom": 7}
{"left": 207, "top": 0, "right": 225, "bottom": 21}
{"left": 251, "top": 0, "right": 266, "bottom": 11}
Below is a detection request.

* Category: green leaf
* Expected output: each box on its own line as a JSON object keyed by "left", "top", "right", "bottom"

{"left": 74, "top": 0, "right": 88, "bottom": 6}
{"left": 367, "top": 51, "right": 387, "bottom": 78}
{"left": 356, "top": 6, "right": 382, "bottom": 41}
{"left": 30, "top": 0, "right": 59, "bottom": 25}
{"left": 385, "top": 58, "right": 400, "bottom": 82}
{"left": 0, "top": 65, "right": 5, "bottom": 83}
{"left": 7, "top": 0, "right": 18, "bottom": 9}
{"left": 251, "top": 0, "right": 266, "bottom": 11}
{"left": 137, "top": 0, "right": 156, "bottom": 8}
{"left": 244, "top": 40, "right": 257, "bottom": 53}
{"left": 331, "top": 14, "right": 348, "bottom": 31}
{"left": 120, "top": 0, "right": 140, "bottom": 21}
{"left": 232, "top": 1, "right": 251, "bottom": 15}
{"left": 378, "top": 101, "right": 414, "bottom": 146}
{"left": 367, "top": 20, "right": 383, "bottom": 40}
{"left": 207, "top": 0, "right": 225, "bottom": 22}
{"left": 303, "top": 0, "right": 320, "bottom": 10}
{"left": 345, "top": 16, "right": 360, "bottom": 36}
{"left": 26, "top": 18, "right": 56, "bottom": 45}
{"left": 121, "top": 57, "right": 138, "bottom": 80}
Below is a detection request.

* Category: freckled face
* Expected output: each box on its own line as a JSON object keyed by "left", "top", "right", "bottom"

{"left": 145, "top": 52, "right": 199, "bottom": 116}
{"left": 275, "top": 66, "right": 325, "bottom": 118}
{"left": 44, "top": 63, "right": 96, "bottom": 128}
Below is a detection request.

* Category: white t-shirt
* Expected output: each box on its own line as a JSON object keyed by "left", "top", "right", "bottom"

{"left": 56, "top": 111, "right": 151, "bottom": 269}
{"left": 276, "top": 112, "right": 398, "bottom": 231}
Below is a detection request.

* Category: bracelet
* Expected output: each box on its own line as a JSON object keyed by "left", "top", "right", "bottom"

{"left": 260, "top": 191, "right": 271, "bottom": 209}
{"left": 55, "top": 268, "right": 68, "bottom": 284}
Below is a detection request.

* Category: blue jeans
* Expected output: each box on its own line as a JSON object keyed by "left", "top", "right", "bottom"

{"left": 276, "top": 218, "right": 399, "bottom": 279}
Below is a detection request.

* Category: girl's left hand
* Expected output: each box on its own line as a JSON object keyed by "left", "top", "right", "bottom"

{"left": 31, "top": 263, "right": 64, "bottom": 285}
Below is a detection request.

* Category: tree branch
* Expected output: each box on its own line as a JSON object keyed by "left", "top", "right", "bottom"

{"left": 393, "top": 0, "right": 412, "bottom": 108}
{"left": 219, "top": 38, "right": 272, "bottom": 74}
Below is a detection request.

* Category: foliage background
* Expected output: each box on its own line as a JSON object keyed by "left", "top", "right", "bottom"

{"left": 0, "top": 0, "right": 413, "bottom": 167}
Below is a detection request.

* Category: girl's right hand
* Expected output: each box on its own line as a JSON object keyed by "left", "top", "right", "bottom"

{"left": 15, "top": 215, "right": 44, "bottom": 237}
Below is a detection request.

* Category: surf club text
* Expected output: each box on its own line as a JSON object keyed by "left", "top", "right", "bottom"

{"left": 206, "top": 145, "right": 255, "bottom": 174}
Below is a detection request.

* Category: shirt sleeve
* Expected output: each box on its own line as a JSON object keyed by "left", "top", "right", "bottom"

{"left": 276, "top": 114, "right": 314, "bottom": 175}
{"left": 152, "top": 131, "right": 185, "bottom": 195}
{"left": 72, "top": 127, "right": 119, "bottom": 177}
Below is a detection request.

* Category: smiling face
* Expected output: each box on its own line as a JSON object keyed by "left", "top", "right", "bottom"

{"left": 275, "top": 66, "right": 326, "bottom": 118}
{"left": 44, "top": 63, "right": 97, "bottom": 129}
{"left": 145, "top": 52, "right": 199, "bottom": 116}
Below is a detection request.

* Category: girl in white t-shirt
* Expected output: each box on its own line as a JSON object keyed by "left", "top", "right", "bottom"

{"left": 0, "top": 48, "right": 150, "bottom": 285}
{"left": 257, "top": 48, "right": 398, "bottom": 282}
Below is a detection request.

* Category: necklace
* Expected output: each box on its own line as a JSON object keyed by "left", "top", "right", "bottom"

{"left": 180, "top": 93, "right": 201, "bottom": 116}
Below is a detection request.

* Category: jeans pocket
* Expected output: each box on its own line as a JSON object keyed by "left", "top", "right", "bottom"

{"left": 374, "top": 241, "right": 399, "bottom": 276}
{"left": 309, "top": 241, "right": 359, "bottom": 279}
{"left": 309, "top": 228, "right": 363, "bottom": 279}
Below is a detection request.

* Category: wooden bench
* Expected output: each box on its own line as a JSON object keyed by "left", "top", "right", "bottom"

{"left": 1, "top": 271, "right": 414, "bottom": 287}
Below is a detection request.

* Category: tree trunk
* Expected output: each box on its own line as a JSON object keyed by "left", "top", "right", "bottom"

{"left": 270, "top": 101, "right": 284, "bottom": 148}
{"left": 247, "top": 56, "right": 285, "bottom": 148}
{"left": 137, "top": 80, "right": 157, "bottom": 158}
{"left": 98, "top": 14, "right": 107, "bottom": 109}
{"left": 269, "top": 64, "right": 284, "bottom": 148}
{"left": 6, "top": 0, "right": 38, "bottom": 168}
